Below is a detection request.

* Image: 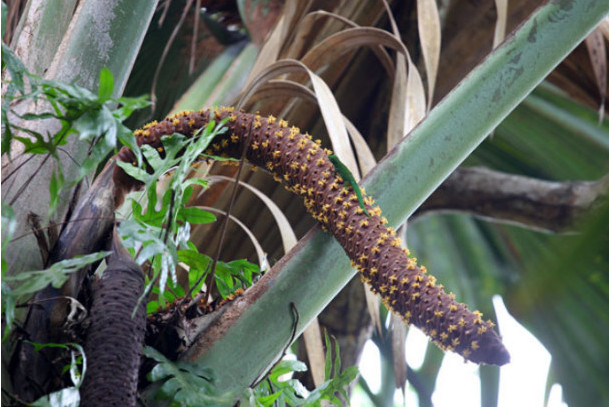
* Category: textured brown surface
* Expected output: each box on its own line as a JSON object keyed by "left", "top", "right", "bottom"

{"left": 80, "top": 255, "right": 146, "bottom": 406}
{"left": 114, "top": 107, "right": 510, "bottom": 365}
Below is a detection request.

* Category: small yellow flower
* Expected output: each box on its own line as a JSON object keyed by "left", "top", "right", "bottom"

{"left": 143, "top": 120, "right": 158, "bottom": 129}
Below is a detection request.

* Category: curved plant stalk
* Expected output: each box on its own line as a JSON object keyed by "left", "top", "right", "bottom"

{"left": 114, "top": 108, "right": 510, "bottom": 364}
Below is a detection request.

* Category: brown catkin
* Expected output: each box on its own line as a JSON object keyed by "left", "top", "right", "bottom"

{"left": 80, "top": 257, "right": 146, "bottom": 406}
{"left": 113, "top": 107, "right": 510, "bottom": 366}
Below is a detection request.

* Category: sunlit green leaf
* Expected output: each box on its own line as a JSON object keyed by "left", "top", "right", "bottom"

{"left": 1, "top": 43, "right": 27, "bottom": 94}
{"left": 4, "top": 251, "right": 110, "bottom": 299}
{"left": 114, "top": 95, "right": 151, "bottom": 121}
{"left": 268, "top": 360, "right": 308, "bottom": 380}
{"left": 142, "top": 346, "right": 232, "bottom": 406}
{"left": 177, "top": 207, "right": 216, "bottom": 224}
{"left": 48, "top": 168, "right": 64, "bottom": 215}
{"left": 97, "top": 67, "right": 114, "bottom": 102}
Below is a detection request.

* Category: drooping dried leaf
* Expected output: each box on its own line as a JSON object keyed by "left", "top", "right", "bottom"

{"left": 405, "top": 60, "right": 427, "bottom": 134}
{"left": 288, "top": 10, "right": 395, "bottom": 80}
{"left": 388, "top": 53, "right": 408, "bottom": 151}
{"left": 303, "top": 318, "right": 326, "bottom": 388}
{"left": 343, "top": 117, "right": 376, "bottom": 176}
{"left": 417, "top": 0, "right": 441, "bottom": 105}
{"left": 208, "top": 175, "right": 298, "bottom": 251}
{"left": 391, "top": 316, "right": 407, "bottom": 393}
{"left": 245, "top": 15, "right": 285, "bottom": 88}
{"left": 599, "top": 16, "right": 609, "bottom": 42}
{"left": 493, "top": 0, "right": 508, "bottom": 48}
{"left": 196, "top": 206, "right": 267, "bottom": 270}
{"left": 584, "top": 28, "right": 607, "bottom": 120}
{"left": 300, "top": 26, "right": 407, "bottom": 78}
{"left": 364, "top": 284, "right": 382, "bottom": 336}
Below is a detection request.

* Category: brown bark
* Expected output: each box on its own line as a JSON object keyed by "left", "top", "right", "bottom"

{"left": 416, "top": 167, "right": 609, "bottom": 233}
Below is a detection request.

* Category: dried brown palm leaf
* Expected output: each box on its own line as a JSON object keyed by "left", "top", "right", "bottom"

{"left": 417, "top": 0, "right": 441, "bottom": 105}
{"left": 207, "top": 175, "right": 298, "bottom": 250}
{"left": 493, "top": 0, "right": 508, "bottom": 47}
{"left": 289, "top": 10, "right": 395, "bottom": 79}
{"left": 300, "top": 26, "right": 407, "bottom": 77}
{"left": 584, "top": 28, "right": 607, "bottom": 120}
